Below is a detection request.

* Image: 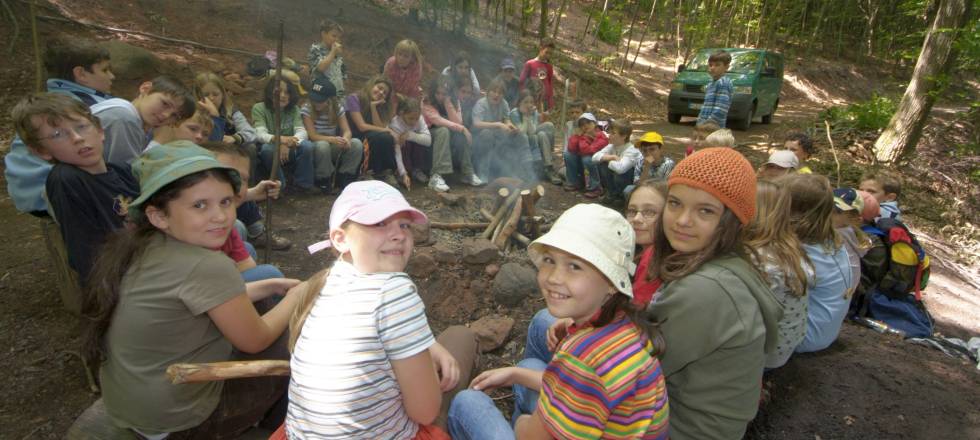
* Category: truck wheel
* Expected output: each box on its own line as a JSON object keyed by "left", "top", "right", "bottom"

{"left": 668, "top": 112, "right": 681, "bottom": 124}
{"left": 761, "top": 100, "right": 777, "bottom": 124}
{"left": 736, "top": 105, "right": 754, "bottom": 131}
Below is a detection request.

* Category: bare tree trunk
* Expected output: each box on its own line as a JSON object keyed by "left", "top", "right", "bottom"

{"left": 873, "top": 0, "right": 971, "bottom": 163}
{"left": 630, "top": 0, "right": 659, "bottom": 69}
{"left": 591, "top": 0, "right": 611, "bottom": 46}
{"left": 620, "top": 0, "right": 641, "bottom": 72}
{"left": 552, "top": 0, "right": 570, "bottom": 39}
{"left": 582, "top": 0, "right": 600, "bottom": 40}
{"left": 539, "top": 0, "right": 548, "bottom": 38}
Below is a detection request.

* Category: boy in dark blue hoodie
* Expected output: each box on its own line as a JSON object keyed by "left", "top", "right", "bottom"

{"left": 5, "top": 38, "right": 115, "bottom": 216}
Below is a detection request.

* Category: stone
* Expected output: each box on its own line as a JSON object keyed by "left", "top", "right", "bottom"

{"left": 485, "top": 264, "right": 500, "bottom": 277}
{"left": 461, "top": 238, "right": 499, "bottom": 264}
{"left": 433, "top": 242, "right": 456, "bottom": 263}
{"left": 104, "top": 41, "right": 161, "bottom": 81}
{"left": 491, "top": 263, "right": 538, "bottom": 307}
{"left": 406, "top": 252, "right": 436, "bottom": 278}
{"left": 469, "top": 315, "right": 515, "bottom": 352}
{"left": 411, "top": 222, "right": 431, "bottom": 245}
{"left": 436, "top": 192, "right": 464, "bottom": 206}
{"left": 433, "top": 286, "right": 478, "bottom": 322}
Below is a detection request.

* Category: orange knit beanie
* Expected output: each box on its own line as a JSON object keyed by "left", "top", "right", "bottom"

{"left": 668, "top": 147, "right": 757, "bottom": 225}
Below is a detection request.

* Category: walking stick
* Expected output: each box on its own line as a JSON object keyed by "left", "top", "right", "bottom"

{"left": 264, "top": 21, "right": 285, "bottom": 263}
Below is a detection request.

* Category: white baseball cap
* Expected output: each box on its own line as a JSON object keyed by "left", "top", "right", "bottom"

{"left": 765, "top": 150, "right": 800, "bottom": 169}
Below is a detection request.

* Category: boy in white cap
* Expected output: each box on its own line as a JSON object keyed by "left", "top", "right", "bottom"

{"left": 758, "top": 149, "right": 799, "bottom": 181}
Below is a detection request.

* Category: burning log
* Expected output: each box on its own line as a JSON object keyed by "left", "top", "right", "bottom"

{"left": 483, "top": 189, "right": 521, "bottom": 239}
{"left": 521, "top": 185, "right": 545, "bottom": 238}
{"left": 492, "top": 197, "right": 523, "bottom": 249}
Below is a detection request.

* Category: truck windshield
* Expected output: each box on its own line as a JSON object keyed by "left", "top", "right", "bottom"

{"left": 686, "top": 51, "right": 762, "bottom": 74}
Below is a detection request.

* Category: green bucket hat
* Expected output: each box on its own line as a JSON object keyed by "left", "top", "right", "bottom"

{"left": 128, "top": 140, "right": 241, "bottom": 220}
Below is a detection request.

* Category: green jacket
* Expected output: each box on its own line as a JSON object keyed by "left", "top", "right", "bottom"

{"left": 646, "top": 255, "right": 782, "bottom": 440}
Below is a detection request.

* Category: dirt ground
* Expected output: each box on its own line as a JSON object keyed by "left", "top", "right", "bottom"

{"left": 0, "top": 1, "right": 978, "bottom": 439}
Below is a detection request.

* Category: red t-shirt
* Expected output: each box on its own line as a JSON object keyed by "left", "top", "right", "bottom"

{"left": 632, "top": 246, "right": 662, "bottom": 307}
{"left": 218, "top": 228, "right": 249, "bottom": 263}
{"left": 519, "top": 58, "right": 555, "bottom": 109}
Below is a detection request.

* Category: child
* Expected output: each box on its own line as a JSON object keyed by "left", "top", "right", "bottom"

{"left": 448, "top": 203, "right": 669, "bottom": 439}
{"left": 509, "top": 90, "right": 562, "bottom": 184}
{"left": 308, "top": 19, "right": 346, "bottom": 98}
{"left": 92, "top": 75, "right": 196, "bottom": 166}
{"left": 147, "top": 104, "right": 213, "bottom": 149}
{"left": 383, "top": 39, "right": 424, "bottom": 99}
{"left": 497, "top": 57, "right": 520, "bottom": 107}
{"left": 422, "top": 76, "right": 483, "bottom": 190}
{"left": 784, "top": 132, "right": 814, "bottom": 174}
{"left": 563, "top": 112, "right": 608, "bottom": 198}
{"left": 471, "top": 78, "right": 535, "bottom": 183}
{"left": 832, "top": 188, "right": 871, "bottom": 296}
{"left": 758, "top": 149, "right": 799, "bottom": 181}
{"left": 695, "top": 50, "right": 733, "bottom": 130}
{"left": 631, "top": 131, "right": 675, "bottom": 191}
{"left": 12, "top": 93, "right": 138, "bottom": 283}
{"left": 853, "top": 190, "right": 887, "bottom": 313}
{"left": 345, "top": 76, "right": 400, "bottom": 187}
{"left": 703, "top": 128, "right": 735, "bottom": 148}
{"left": 592, "top": 119, "right": 642, "bottom": 204}
{"left": 283, "top": 181, "right": 478, "bottom": 438}
{"left": 645, "top": 148, "right": 781, "bottom": 440}
{"left": 519, "top": 38, "right": 558, "bottom": 111}
{"left": 6, "top": 38, "right": 116, "bottom": 215}
{"left": 200, "top": 141, "right": 289, "bottom": 282}
{"left": 442, "top": 51, "right": 481, "bottom": 128}
{"left": 561, "top": 99, "right": 586, "bottom": 154}
{"left": 389, "top": 97, "right": 433, "bottom": 188}
{"left": 744, "top": 180, "right": 814, "bottom": 369}
{"left": 82, "top": 143, "right": 302, "bottom": 438}
{"left": 859, "top": 171, "right": 902, "bottom": 220}
{"left": 784, "top": 174, "right": 853, "bottom": 353}
{"left": 301, "top": 77, "right": 364, "bottom": 193}
{"left": 193, "top": 72, "right": 258, "bottom": 146}
{"left": 252, "top": 78, "right": 316, "bottom": 192}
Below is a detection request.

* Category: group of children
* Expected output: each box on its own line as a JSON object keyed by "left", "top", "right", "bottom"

{"left": 5, "top": 29, "right": 924, "bottom": 440}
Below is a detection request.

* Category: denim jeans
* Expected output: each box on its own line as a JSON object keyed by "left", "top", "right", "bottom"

{"left": 598, "top": 166, "right": 634, "bottom": 199}
{"left": 241, "top": 242, "right": 285, "bottom": 283}
{"left": 258, "top": 140, "right": 315, "bottom": 189}
{"left": 562, "top": 150, "right": 600, "bottom": 190}
{"left": 447, "top": 357, "right": 548, "bottom": 440}
{"left": 524, "top": 308, "right": 558, "bottom": 364}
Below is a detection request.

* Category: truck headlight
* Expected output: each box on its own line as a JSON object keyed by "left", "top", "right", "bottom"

{"left": 734, "top": 86, "right": 753, "bottom": 95}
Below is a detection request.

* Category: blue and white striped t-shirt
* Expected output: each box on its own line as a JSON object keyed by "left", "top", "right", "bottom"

{"left": 697, "top": 76, "right": 733, "bottom": 128}
{"left": 286, "top": 260, "right": 435, "bottom": 439}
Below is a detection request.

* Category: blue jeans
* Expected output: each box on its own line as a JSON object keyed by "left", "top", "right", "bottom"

{"left": 447, "top": 357, "right": 548, "bottom": 440}
{"left": 562, "top": 150, "right": 599, "bottom": 190}
{"left": 598, "top": 165, "right": 634, "bottom": 199}
{"left": 258, "top": 140, "right": 315, "bottom": 189}
{"left": 524, "top": 308, "right": 558, "bottom": 364}
{"left": 242, "top": 242, "right": 285, "bottom": 282}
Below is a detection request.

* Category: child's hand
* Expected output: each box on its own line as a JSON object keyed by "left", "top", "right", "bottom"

{"left": 462, "top": 127, "right": 473, "bottom": 145}
{"left": 263, "top": 278, "right": 302, "bottom": 297}
{"left": 222, "top": 135, "right": 236, "bottom": 144}
{"left": 401, "top": 173, "right": 412, "bottom": 190}
{"left": 429, "top": 342, "right": 460, "bottom": 392}
{"left": 397, "top": 131, "right": 410, "bottom": 145}
{"left": 546, "top": 318, "right": 574, "bottom": 352}
{"left": 603, "top": 154, "right": 619, "bottom": 162}
{"left": 252, "top": 179, "right": 281, "bottom": 200}
{"left": 279, "top": 145, "right": 290, "bottom": 164}
{"left": 372, "top": 97, "right": 387, "bottom": 107}
{"left": 198, "top": 97, "right": 219, "bottom": 117}
{"left": 331, "top": 42, "right": 343, "bottom": 55}
{"left": 470, "top": 367, "right": 516, "bottom": 391}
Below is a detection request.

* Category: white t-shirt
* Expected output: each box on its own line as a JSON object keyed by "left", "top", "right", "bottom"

{"left": 286, "top": 260, "right": 435, "bottom": 439}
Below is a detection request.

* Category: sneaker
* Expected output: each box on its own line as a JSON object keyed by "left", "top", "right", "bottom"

{"left": 584, "top": 188, "right": 604, "bottom": 199}
{"left": 545, "top": 167, "right": 563, "bottom": 185}
{"left": 428, "top": 173, "right": 450, "bottom": 192}
{"left": 251, "top": 231, "right": 293, "bottom": 250}
{"left": 412, "top": 169, "right": 429, "bottom": 184}
{"left": 563, "top": 183, "right": 582, "bottom": 192}
{"left": 465, "top": 174, "right": 485, "bottom": 187}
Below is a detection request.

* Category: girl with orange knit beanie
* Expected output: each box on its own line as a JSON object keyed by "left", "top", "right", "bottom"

{"left": 645, "top": 147, "right": 783, "bottom": 440}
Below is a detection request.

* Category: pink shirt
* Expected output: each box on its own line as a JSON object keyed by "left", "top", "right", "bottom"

{"left": 383, "top": 56, "right": 422, "bottom": 98}
{"left": 421, "top": 97, "right": 465, "bottom": 132}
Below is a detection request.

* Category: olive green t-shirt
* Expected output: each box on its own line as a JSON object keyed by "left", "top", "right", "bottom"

{"left": 100, "top": 233, "right": 245, "bottom": 434}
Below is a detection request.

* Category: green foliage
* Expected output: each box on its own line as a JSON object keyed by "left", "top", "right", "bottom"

{"left": 820, "top": 94, "right": 899, "bottom": 131}
{"left": 596, "top": 15, "right": 623, "bottom": 45}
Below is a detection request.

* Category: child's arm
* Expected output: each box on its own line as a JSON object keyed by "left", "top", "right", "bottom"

{"left": 469, "top": 366, "right": 544, "bottom": 392}
{"left": 208, "top": 278, "right": 304, "bottom": 353}
{"left": 244, "top": 278, "right": 297, "bottom": 302}
{"left": 314, "top": 43, "right": 341, "bottom": 76}
{"left": 391, "top": 351, "right": 441, "bottom": 425}
{"left": 514, "top": 412, "right": 552, "bottom": 440}
{"left": 608, "top": 146, "right": 643, "bottom": 174}
{"left": 291, "top": 110, "right": 309, "bottom": 143}
{"left": 421, "top": 103, "right": 464, "bottom": 132}
{"left": 591, "top": 144, "right": 614, "bottom": 163}
{"left": 582, "top": 131, "right": 610, "bottom": 155}
{"left": 98, "top": 107, "right": 148, "bottom": 166}
{"left": 346, "top": 96, "right": 390, "bottom": 133}
{"left": 246, "top": 179, "right": 281, "bottom": 202}
{"left": 230, "top": 110, "right": 257, "bottom": 145}
{"left": 406, "top": 115, "right": 431, "bottom": 147}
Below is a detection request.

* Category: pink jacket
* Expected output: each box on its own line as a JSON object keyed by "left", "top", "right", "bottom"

{"left": 422, "top": 97, "right": 466, "bottom": 132}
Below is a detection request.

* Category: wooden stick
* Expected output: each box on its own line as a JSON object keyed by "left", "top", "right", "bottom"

{"left": 264, "top": 21, "right": 285, "bottom": 263}
{"left": 513, "top": 231, "right": 531, "bottom": 246}
{"left": 489, "top": 187, "right": 510, "bottom": 216}
{"left": 430, "top": 221, "right": 490, "bottom": 230}
{"left": 167, "top": 360, "right": 290, "bottom": 384}
{"left": 483, "top": 190, "right": 521, "bottom": 239}
{"left": 493, "top": 197, "right": 523, "bottom": 248}
{"left": 479, "top": 208, "right": 494, "bottom": 220}
{"left": 520, "top": 189, "right": 539, "bottom": 238}
{"left": 823, "top": 120, "right": 842, "bottom": 187}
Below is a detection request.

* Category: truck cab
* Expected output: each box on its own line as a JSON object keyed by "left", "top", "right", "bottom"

{"left": 667, "top": 48, "right": 784, "bottom": 130}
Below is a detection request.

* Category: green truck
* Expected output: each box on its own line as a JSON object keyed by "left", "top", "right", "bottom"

{"left": 667, "top": 48, "right": 784, "bottom": 130}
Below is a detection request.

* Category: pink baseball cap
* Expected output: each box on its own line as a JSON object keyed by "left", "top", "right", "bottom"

{"left": 308, "top": 181, "right": 428, "bottom": 254}
{"left": 857, "top": 190, "right": 880, "bottom": 222}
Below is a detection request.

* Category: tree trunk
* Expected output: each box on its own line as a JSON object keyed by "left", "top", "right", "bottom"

{"left": 552, "top": 0, "right": 570, "bottom": 39}
{"left": 591, "top": 0, "right": 611, "bottom": 46}
{"left": 630, "top": 0, "right": 659, "bottom": 69}
{"left": 620, "top": 0, "right": 641, "bottom": 72}
{"left": 582, "top": 0, "right": 600, "bottom": 40}
{"left": 539, "top": 0, "right": 548, "bottom": 38}
{"left": 872, "top": 0, "right": 971, "bottom": 163}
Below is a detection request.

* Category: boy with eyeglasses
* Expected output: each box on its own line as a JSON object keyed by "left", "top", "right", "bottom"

{"left": 12, "top": 93, "right": 139, "bottom": 283}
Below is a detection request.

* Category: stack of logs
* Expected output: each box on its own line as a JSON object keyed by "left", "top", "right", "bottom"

{"left": 430, "top": 178, "right": 547, "bottom": 251}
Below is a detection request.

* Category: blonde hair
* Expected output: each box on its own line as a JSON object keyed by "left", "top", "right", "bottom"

{"left": 289, "top": 268, "right": 329, "bottom": 352}
{"left": 783, "top": 173, "right": 840, "bottom": 251}
{"left": 743, "top": 181, "right": 812, "bottom": 297}
{"left": 193, "top": 72, "right": 234, "bottom": 116}
{"left": 704, "top": 128, "right": 735, "bottom": 148}
{"left": 393, "top": 39, "right": 422, "bottom": 67}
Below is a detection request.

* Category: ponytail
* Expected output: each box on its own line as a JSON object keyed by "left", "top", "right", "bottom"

{"left": 288, "top": 268, "right": 328, "bottom": 352}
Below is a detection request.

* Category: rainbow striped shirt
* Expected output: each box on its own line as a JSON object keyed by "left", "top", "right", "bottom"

{"left": 539, "top": 317, "right": 669, "bottom": 439}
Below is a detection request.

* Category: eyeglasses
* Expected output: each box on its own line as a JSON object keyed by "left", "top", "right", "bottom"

{"left": 626, "top": 208, "right": 660, "bottom": 219}
{"left": 37, "top": 122, "right": 95, "bottom": 143}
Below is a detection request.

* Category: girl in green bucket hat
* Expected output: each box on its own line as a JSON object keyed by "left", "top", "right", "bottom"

{"left": 82, "top": 141, "right": 304, "bottom": 438}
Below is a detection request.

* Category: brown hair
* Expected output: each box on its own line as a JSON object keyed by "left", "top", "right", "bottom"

{"left": 783, "top": 173, "right": 840, "bottom": 251}
{"left": 743, "top": 180, "right": 812, "bottom": 297}
{"left": 11, "top": 93, "right": 102, "bottom": 149}
{"left": 486, "top": 77, "right": 507, "bottom": 95}
{"left": 146, "top": 76, "right": 197, "bottom": 123}
{"left": 708, "top": 50, "right": 732, "bottom": 65}
{"left": 395, "top": 96, "right": 421, "bottom": 116}
{"left": 860, "top": 171, "right": 902, "bottom": 198}
{"left": 289, "top": 268, "right": 329, "bottom": 351}
{"left": 319, "top": 19, "right": 343, "bottom": 34}
{"left": 353, "top": 76, "right": 393, "bottom": 124}
{"left": 651, "top": 207, "right": 747, "bottom": 282}
{"left": 43, "top": 38, "right": 110, "bottom": 82}
{"left": 393, "top": 39, "right": 423, "bottom": 67}
{"left": 786, "top": 132, "right": 815, "bottom": 155}
{"left": 610, "top": 119, "right": 633, "bottom": 138}
{"left": 193, "top": 71, "right": 235, "bottom": 116}
{"left": 81, "top": 168, "right": 239, "bottom": 366}
{"left": 540, "top": 37, "right": 556, "bottom": 49}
